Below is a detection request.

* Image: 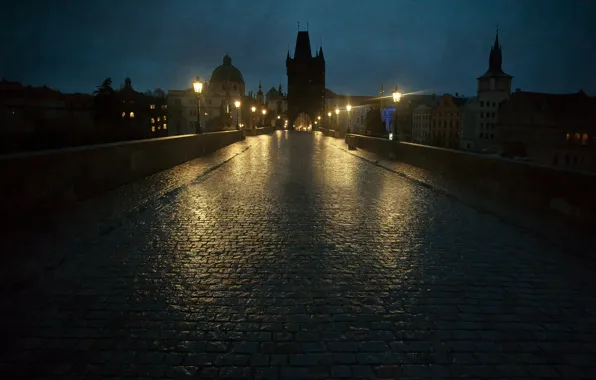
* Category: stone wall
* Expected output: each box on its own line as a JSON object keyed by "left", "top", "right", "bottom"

{"left": 0, "top": 131, "right": 244, "bottom": 215}
{"left": 346, "top": 134, "right": 596, "bottom": 221}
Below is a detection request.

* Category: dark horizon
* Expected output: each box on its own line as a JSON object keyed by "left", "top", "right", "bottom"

{"left": 2, "top": 0, "right": 595, "bottom": 97}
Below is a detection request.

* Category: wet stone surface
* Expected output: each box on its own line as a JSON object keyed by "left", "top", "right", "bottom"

{"left": 1, "top": 131, "right": 596, "bottom": 379}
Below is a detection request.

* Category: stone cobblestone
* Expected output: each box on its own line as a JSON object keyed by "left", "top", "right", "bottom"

{"left": 1, "top": 131, "right": 596, "bottom": 378}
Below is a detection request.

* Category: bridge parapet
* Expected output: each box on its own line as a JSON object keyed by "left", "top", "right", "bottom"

{"left": 0, "top": 131, "right": 244, "bottom": 216}
{"left": 346, "top": 134, "right": 596, "bottom": 221}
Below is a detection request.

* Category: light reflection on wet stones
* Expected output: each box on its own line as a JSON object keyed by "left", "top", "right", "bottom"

{"left": 1, "top": 132, "right": 596, "bottom": 378}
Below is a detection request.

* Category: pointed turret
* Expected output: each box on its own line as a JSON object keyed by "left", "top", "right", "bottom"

{"left": 278, "top": 83, "right": 283, "bottom": 94}
{"left": 488, "top": 30, "right": 502, "bottom": 73}
{"left": 477, "top": 29, "right": 512, "bottom": 94}
{"left": 294, "top": 31, "right": 312, "bottom": 60}
{"left": 318, "top": 46, "right": 324, "bottom": 61}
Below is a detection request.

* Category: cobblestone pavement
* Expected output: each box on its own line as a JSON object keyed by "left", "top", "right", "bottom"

{"left": 2, "top": 131, "right": 596, "bottom": 379}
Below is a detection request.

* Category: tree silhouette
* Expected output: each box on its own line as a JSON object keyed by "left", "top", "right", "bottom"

{"left": 93, "top": 78, "right": 114, "bottom": 96}
{"left": 364, "top": 107, "right": 384, "bottom": 135}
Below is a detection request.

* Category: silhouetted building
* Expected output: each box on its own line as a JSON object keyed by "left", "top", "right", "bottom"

{"left": 412, "top": 97, "right": 438, "bottom": 145}
{"left": 429, "top": 94, "right": 467, "bottom": 148}
{"left": 499, "top": 89, "right": 596, "bottom": 172}
{"left": 286, "top": 29, "right": 325, "bottom": 129}
{"left": 95, "top": 78, "right": 167, "bottom": 140}
{"left": 0, "top": 80, "right": 94, "bottom": 153}
{"left": 266, "top": 83, "right": 288, "bottom": 119}
{"left": 461, "top": 30, "right": 513, "bottom": 152}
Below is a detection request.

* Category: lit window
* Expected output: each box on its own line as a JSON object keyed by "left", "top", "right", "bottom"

{"left": 122, "top": 112, "right": 125, "bottom": 118}
{"left": 150, "top": 104, "right": 156, "bottom": 110}
{"left": 130, "top": 112, "right": 135, "bottom": 118}
{"left": 163, "top": 124, "right": 167, "bottom": 129}
{"left": 152, "top": 126, "right": 155, "bottom": 132}
{"left": 582, "top": 133, "right": 589, "bottom": 145}
{"left": 151, "top": 118, "right": 155, "bottom": 123}
{"left": 157, "top": 117, "right": 160, "bottom": 121}
{"left": 158, "top": 125, "right": 161, "bottom": 129}
{"left": 163, "top": 115, "right": 167, "bottom": 121}
{"left": 162, "top": 104, "right": 167, "bottom": 109}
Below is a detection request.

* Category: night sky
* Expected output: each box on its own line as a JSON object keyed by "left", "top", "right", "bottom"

{"left": 2, "top": 0, "right": 595, "bottom": 96}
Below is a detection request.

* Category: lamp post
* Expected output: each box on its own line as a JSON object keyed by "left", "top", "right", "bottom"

{"left": 391, "top": 86, "right": 402, "bottom": 141}
{"left": 192, "top": 76, "right": 203, "bottom": 134}
{"left": 335, "top": 108, "right": 340, "bottom": 131}
{"left": 234, "top": 100, "right": 241, "bottom": 130}
{"left": 327, "top": 111, "right": 332, "bottom": 129}
{"left": 251, "top": 106, "right": 256, "bottom": 129}
{"left": 261, "top": 109, "right": 267, "bottom": 127}
{"left": 346, "top": 104, "right": 352, "bottom": 136}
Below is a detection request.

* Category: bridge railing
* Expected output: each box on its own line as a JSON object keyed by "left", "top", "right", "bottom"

{"left": 345, "top": 134, "right": 596, "bottom": 222}
{"left": 0, "top": 131, "right": 244, "bottom": 217}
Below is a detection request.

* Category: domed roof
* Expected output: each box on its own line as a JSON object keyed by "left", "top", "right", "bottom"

{"left": 210, "top": 55, "right": 244, "bottom": 84}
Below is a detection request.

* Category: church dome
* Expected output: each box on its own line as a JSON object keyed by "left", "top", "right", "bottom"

{"left": 210, "top": 55, "right": 244, "bottom": 84}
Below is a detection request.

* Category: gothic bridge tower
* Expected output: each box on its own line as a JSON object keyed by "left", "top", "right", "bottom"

{"left": 286, "top": 28, "right": 325, "bottom": 130}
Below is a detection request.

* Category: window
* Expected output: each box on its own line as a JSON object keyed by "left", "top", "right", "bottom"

{"left": 162, "top": 104, "right": 167, "bottom": 109}
{"left": 152, "top": 126, "right": 156, "bottom": 132}
{"left": 150, "top": 104, "right": 156, "bottom": 110}
{"left": 493, "top": 102, "right": 496, "bottom": 107}
{"left": 480, "top": 101, "right": 484, "bottom": 107}
{"left": 492, "top": 112, "right": 495, "bottom": 118}
{"left": 151, "top": 118, "right": 155, "bottom": 123}
{"left": 573, "top": 156, "right": 577, "bottom": 165}
{"left": 157, "top": 117, "right": 161, "bottom": 122}
{"left": 582, "top": 133, "right": 589, "bottom": 146}
{"left": 130, "top": 112, "right": 135, "bottom": 118}
{"left": 208, "top": 99, "right": 212, "bottom": 105}
{"left": 122, "top": 112, "right": 125, "bottom": 118}
{"left": 163, "top": 124, "right": 167, "bottom": 129}
{"left": 163, "top": 115, "right": 167, "bottom": 121}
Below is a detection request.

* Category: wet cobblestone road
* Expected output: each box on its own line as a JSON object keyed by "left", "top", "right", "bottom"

{"left": 2, "top": 131, "right": 596, "bottom": 379}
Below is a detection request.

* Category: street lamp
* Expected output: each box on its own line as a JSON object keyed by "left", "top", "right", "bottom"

{"left": 234, "top": 100, "right": 241, "bottom": 130}
{"left": 192, "top": 76, "right": 203, "bottom": 133}
{"left": 261, "top": 109, "right": 267, "bottom": 127}
{"left": 346, "top": 104, "right": 352, "bottom": 136}
{"left": 391, "top": 86, "right": 402, "bottom": 141}
{"left": 251, "top": 106, "right": 256, "bottom": 129}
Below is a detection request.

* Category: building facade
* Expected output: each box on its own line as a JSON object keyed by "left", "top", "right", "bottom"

{"left": 499, "top": 89, "right": 596, "bottom": 172}
{"left": 430, "top": 94, "right": 466, "bottom": 149}
{"left": 412, "top": 103, "right": 434, "bottom": 145}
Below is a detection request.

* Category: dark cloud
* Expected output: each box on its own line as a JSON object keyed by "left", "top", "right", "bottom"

{"left": 1, "top": 0, "right": 594, "bottom": 95}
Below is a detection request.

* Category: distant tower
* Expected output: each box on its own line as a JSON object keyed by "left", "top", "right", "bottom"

{"left": 286, "top": 27, "right": 326, "bottom": 129}
{"left": 477, "top": 29, "right": 513, "bottom": 95}
{"left": 256, "top": 81, "right": 264, "bottom": 104}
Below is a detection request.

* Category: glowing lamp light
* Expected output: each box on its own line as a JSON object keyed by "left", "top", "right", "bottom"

{"left": 277, "top": 115, "right": 280, "bottom": 119}
{"left": 262, "top": 109, "right": 267, "bottom": 115}
{"left": 251, "top": 106, "right": 256, "bottom": 112}
{"left": 346, "top": 105, "right": 352, "bottom": 112}
{"left": 327, "top": 112, "right": 332, "bottom": 117}
{"left": 392, "top": 86, "right": 401, "bottom": 103}
{"left": 389, "top": 133, "right": 394, "bottom": 141}
{"left": 317, "top": 116, "right": 321, "bottom": 120}
{"left": 234, "top": 100, "right": 241, "bottom": 108}
{"left": 335, "top": 108, "right": 340, "bottom": 115}
{"left": 193, "top": 76, "right": 203, "bottom": 94}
